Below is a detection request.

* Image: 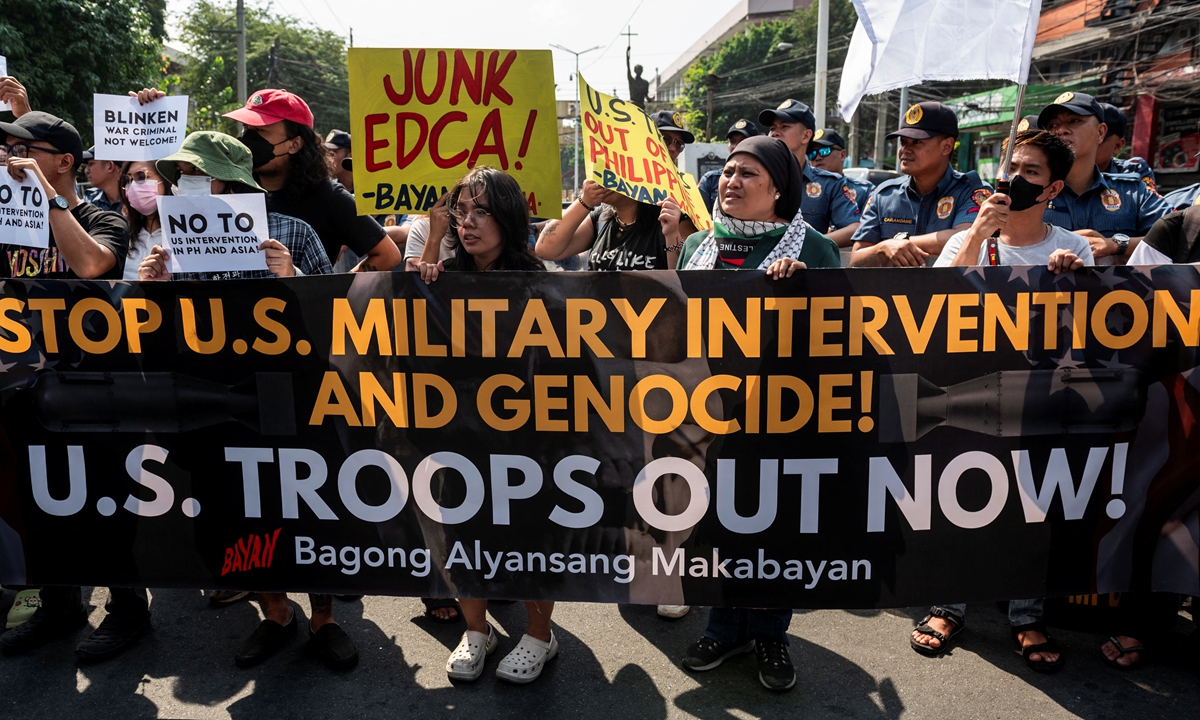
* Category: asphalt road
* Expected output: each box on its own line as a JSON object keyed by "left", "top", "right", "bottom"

{"left": 1, "top": 587, "right": 1196, "bottom": 719}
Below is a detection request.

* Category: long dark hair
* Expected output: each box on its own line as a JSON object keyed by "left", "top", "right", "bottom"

{"left": 280, "top": 120, "right": 330, "bottom": 199}
{"left": 447, "top": 167, "right": 544, "bottom": 272}
{"left": 118, "top": 161, "right": 172, "bottom": 257}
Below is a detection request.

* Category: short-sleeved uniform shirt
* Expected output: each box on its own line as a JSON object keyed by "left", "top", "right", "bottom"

{"left": 1105, "top": 156, "right": 1157, "bottom": 194}
{"left": 1163, "top": 182, "right": 1200, "bottom": 212}
{"left": 841, "top": 175, "right": 874, "bottom": 214}
{"left": 2, "top": 201, "right": 127, "bottom": 279}
{"left": 799, "top": 162, "right": 860, "bottom": 233}
{"left": 266, "top": 178, "right": 386, "bottom": 266}
{"left": 1043, "top": 170, "right": 1171, "bottom": 236}
{"left": 85, "top": 188, "right": 122, "bottom": 214}
{"left": 851, "top": 164, "right": 992, "bottom": 245}
{"left": 170, "top": 213, "right": 333, "bottom": 281}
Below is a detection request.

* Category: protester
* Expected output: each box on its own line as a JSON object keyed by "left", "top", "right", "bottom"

{"left": 221, "top": 89, "right": 400, "bottom": 271}
{"left": 83, "top": 148, "right": 123, "bottom": 213}
{"left": 1097, "top": 103, "right": 1156, "bottom": 191}
{"left": 758, "top": 99, "right": 860, "bottom": 246}
{"left": 0, "top": 74, "right": 31, "bottom": 117}
{"left": 414, "top": 166, "right": 559, "bottom": 683}
{"left": 324, "top": 129, "right": 352, "bottom": 188}
{"left": 676, "top": 136, "right": 838, "bottom": 693}
{"left": 117, "top": 159, "right": 169, "bottom": 280}
{"left": 1038, "top": 91, "right": 1171, "bottom": 263}
{"left": 850, "top": 101, "right": 992, "bottom": 266}
{"left": 808, "top": 128, "right": 873, "bottom": 213}
{"left": 699, "top": 119, "right": 760, "bottom": 213}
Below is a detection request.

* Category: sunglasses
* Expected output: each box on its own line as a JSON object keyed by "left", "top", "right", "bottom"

{"left": 662, "top": 137, "right": 686, "bottom": 151}
{"left": 0, "top": 143, "right": 65, "bottom": 160}
{"left": 807, "top": 146, "right": 835, "bottom": 160}
{"left": 119, "top": 171, "right": 162, "bottom": 188}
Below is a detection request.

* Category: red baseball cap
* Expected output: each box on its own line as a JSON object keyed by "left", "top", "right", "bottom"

{"left": 223, "top": 89, "right": 314, "bottom": 128}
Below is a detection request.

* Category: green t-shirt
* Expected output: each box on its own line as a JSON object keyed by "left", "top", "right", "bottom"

{"left": 676, "top": 226, "right": 841, "bottom": 270}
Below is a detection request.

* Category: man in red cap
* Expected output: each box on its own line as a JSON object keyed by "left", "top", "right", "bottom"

{"left": 224, "top": 89, "right": 400, "bottom": 271}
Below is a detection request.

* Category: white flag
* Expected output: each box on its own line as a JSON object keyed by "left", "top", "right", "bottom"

{"left": 838, "top": 0, "right": 1043, "bottom": 120}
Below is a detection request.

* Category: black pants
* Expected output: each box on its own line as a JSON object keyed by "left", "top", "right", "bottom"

{"left": 1112, "top": 592, "right": 1179, "bottom": 647}
{"left": 40, "top": 586, "right": 149, "bottom": 618}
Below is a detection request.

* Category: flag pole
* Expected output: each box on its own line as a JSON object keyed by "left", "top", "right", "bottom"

{"left": 986, "top": 83, "right": 1027, "bottom": 266}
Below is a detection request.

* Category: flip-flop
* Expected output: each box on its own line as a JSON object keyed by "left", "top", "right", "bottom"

{"left": 422, "top": 597, "right": 463, "bottom": 624}
{"left": 910, "top": 610, "right": 964, "bottom": 657}
{"left": 1013, "top": 623, "right": 1065, "bottom": 674}
{"left": 1102, "top": 636, "right": 1147, "bottom": 671}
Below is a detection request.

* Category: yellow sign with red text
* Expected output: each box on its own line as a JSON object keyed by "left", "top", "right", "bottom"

{"left": 578, "top": 75, "right": 712, "bottom": 230}
{"left": 348, "top": 48, "right": 561, "bottom": 219}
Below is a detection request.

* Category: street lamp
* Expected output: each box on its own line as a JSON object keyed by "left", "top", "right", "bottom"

{"left": 551, "top": 43, "right": 602, "bottom": 198}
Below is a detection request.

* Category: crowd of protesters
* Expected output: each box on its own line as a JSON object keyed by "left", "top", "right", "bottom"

{"left": 0, "top": 69, "right": 1196, "bottom": 693}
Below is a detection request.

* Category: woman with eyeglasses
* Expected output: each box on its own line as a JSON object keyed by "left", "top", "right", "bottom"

{"left": 118, "top": 162, "right": 169, "bottom": 280}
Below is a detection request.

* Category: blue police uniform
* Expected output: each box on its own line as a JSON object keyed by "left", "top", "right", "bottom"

{"left": 1163, "top": 182, "right": 1200, "bottom": 212}
{"left": 1043, "top": 170, "right": 1171, "bottom": 236}
{"left": 841, "top": 175, "right": 874, "bottom": 214}
{"left": 1104, "top": 156, "right": 1157, "bottom": 194}
{"left": 699, "top": 168, "right": 720, "bottom": 214}
{"left": 800, "top": 162, "right": 860, "bottom": 233}
{"left": 851, "top": 164, "right": 992, "bottom": 245}
{"left": 85, "top": 187, "right": 122, "bottom": 213}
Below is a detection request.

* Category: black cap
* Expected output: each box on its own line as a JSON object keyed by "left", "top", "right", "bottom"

{"left": 0, "top": 111, "right": 84, "bottom": 167}
{"left": 650, "top": 111, "right": 695, "bottom": 144}
{"left": 324, "top": 129, "right": 351, "bottom": 150}
{"left": 758, "top": 99, "right": 816, "bottom": 131}
{"left": 1016, "top": 115, "right": 1040, "bottom": 133}
{"left": 811, "top": 128, "right": 846, "bottom": 149}
{"left": 1038, "top": 91, "right": 1103, "bottom": 129}
{"left": 726, "top": 118, "right": 760, "bottom": 141}
{"left": 82, "top": 146, "right": 95, "bottom": 161}
{"left": 888, "top": 102, "right": 959, "bottom": 140}
{"left": 1100, "top": 103, "right": 1127, "bottom": 139}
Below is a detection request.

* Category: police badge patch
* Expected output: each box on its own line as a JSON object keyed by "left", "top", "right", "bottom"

{"left": 936, "top": 196, "right": 954, "bottom": 220}
{"left": 1101, "top": 189, "right": 1122, "bottom": 211}
{"left": 806, "top": 182, "right": 822, "bottom": 199}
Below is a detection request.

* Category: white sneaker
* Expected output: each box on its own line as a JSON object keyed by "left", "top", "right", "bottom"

{"left": 446, "top": 624, "right": 497, "bottom": 681}
{"left": 657, "top": 604, "right": 691, "bottom": 619}
{"left": 495, "top": 632, "right": 558, "bottom": 684}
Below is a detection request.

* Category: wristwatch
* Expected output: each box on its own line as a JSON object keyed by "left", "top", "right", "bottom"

{"left": 47, "top": 194, "right": 69, "bottom": 211}
{"left": 1112, "top": 233, "right": 1130, "bottom": 257}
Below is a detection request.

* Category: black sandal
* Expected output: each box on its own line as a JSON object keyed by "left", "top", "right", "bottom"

{"left": 1012, "top": 623, "right": 1065, "bottom": 674}
{"left": 1102, "top": 636, "right": 1147, "bottom": 671}
{"left": 421, "top": 597, "right": 462, "bottom": 624}
{"left": 910, "top": 608, "right": 964, "bottom": 657}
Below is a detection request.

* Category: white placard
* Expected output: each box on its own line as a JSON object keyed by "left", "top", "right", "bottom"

{"left": 157, "top": 194, "right": 270, "bottom": 274}
{"left": 0, "top": 167, "right": 50, "bottom": 249}
{"left": 92, "top": 93, "right": 188, "bottom": 161}
{"left": 0, "top": 56, "right": 10, "bottom": 113}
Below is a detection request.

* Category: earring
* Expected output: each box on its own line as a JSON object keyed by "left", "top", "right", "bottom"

{"left": 774, "top": 193, "right": 780, "bottom": 199}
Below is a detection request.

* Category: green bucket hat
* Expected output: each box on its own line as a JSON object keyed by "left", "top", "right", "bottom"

{"left": 155, "top": 131, "right": 264, "bottom": 192}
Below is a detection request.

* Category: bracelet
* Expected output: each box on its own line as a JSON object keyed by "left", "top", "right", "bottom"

{"left": 576, "top": 197, "right": 595, "bottom": 211}
{"left": 666, "top": 239, "right": 685, "bottom": 253}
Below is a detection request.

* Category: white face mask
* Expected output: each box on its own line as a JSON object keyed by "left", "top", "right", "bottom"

{"left": 174, "top": 175, "right": 213, "bottom": 196}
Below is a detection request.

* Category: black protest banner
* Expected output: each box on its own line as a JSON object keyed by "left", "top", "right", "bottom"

{"left": 0, "top": 267, "right": 1197, "bottom": 609}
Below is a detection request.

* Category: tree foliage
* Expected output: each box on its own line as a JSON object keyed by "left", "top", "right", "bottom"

{"left": 0, "top": 0, "right": 168, "bottom": 143}
{"left": 177, "top": 1, "right": 349, "bottom": 135}
{"left": 680, "top": 0, "right": 860, "bottom": 142}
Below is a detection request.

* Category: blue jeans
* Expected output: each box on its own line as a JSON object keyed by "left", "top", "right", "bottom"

{"left": 937, "top": 599, "right": 1043, "bottom": 627}
{"left": 705, "top": 607, "right": 793, "bottom": 645}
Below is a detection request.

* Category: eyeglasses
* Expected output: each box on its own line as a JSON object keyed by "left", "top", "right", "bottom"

{"left": 0, "top": 143, "right": 65, "bottom": 160}
{"left": 450, "top": 206, "right": 493, "bottom": 228}
{"left": 807, "top": 146, "right": 834, "bottom": 160}
{"left": 663, "top": 137, "right": 686, "bottom": 151}
{"left": 119, "top": 171, "right": 162, "bottom": 188}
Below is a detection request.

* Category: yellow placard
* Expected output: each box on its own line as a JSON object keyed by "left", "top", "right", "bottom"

{"left": 348, "top": 48, "right": 561, "bottom": 219}
{"left": 578, "top": 75, "right": 712, "bottom": 231}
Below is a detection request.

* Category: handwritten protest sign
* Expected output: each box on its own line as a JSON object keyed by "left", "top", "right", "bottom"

{"left": 0, "top": 56, "right": 9, "bottom": 113}
{"left": 157, "top": 194, "right": 269, "bottom": 273}
{"left": 348, "top": 48, "right": 560, "bottom": 219}
{"left": 0, "top": 167, "right": 49, "bottom": 249}
{"left": 93, "top": 94, "right": 188, "bottom": 161}
{"left": 578, "top": 75, "right": 712, "bottom": 231}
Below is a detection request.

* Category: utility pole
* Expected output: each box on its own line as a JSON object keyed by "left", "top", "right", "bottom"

{"left": 898, "top": 86, "right": 909, "bottom": 130}
{"left": 814, "top": 0, "right": 829, "bottom": 129}
{"left": 848, "top": 110, "right": 859, "bottom": 167}
{"left": 875, "top": 96, "right": 887, "bottom": 170}
{"left": 236, "top": 0, "right": 247, "bottom": 102}
{"left": 550, "top": 43, "right": 601, "bottom": 197}
{"left": 267, "top": 38, "right": 280, "bottom": 87}
{"left": 349, "top": 27, "right": 353, "bottom": 47}
{"left": 706, "top": 75, "right": 719, "bottom": 140}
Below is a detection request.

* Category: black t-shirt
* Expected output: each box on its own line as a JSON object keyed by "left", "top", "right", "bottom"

{"left": 266, "top": 179, "right": 386, "bottom": 263}
{"left": 586, "top": 206, "right": 668, "bottom": 271}
{"left": 1141, "top": 208, "right": 1200, "bottom": 263}
{"left": 2, "top": 201, "right": 127, "bottom": 279}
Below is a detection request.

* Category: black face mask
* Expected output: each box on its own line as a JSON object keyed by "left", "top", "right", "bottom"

{"left": 1007, "top": 174, "right": 1049, "bottom": 212}
{"left": 239, "top": 130, "right": 288, "bottom": 169}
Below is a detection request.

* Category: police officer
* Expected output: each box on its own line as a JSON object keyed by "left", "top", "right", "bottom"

{"left": 1097, "top": 103, "right": 1156, "bottom": 193}
{"left": 323, "top": 129, "right": 353, "bottom": 190}
{"left": 1039, "top": 91, "right": 1171, "bottom": 263}
{"left": 1163, "top": 182, "right": 1200, "bottom": 211}
{"left": 699, "top": 118, "right": 759, "bottom": 213}
{"left": 759, "top": 99, "right": 860, "bottom": 245}
{"left": 809, "top": 128, "right": 873, "bottom": 214}
{"left": 849, "top": 101, "right": 992, "bottom": 267}
{"left": 649, "top": 110, "right": 694, "bottom": 166}
{"left": 1016, "top": 115, "right": 1039, "bottom": 132}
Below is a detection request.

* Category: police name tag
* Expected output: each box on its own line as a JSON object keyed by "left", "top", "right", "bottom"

{"left": 157, "top": 194, "right": 269, "bottom": 273}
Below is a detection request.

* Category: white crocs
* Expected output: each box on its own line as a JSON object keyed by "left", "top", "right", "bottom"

{"left": 445, "top": 624, "right": 497, "bottom": 681}
{"left": 657, "top": 604, "right": 691, "bottom": 619}
{"left": 495, "top": 631, "right": 558, "bottom": 684}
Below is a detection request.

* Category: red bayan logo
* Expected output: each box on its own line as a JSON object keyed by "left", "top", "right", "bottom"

{"left": 221, "top": 528, "right": 283, "bottom": 576}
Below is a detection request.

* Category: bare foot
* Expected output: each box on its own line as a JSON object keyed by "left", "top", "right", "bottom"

{"left": 912, "top": 615, "right": 956, "bottom": 650}
{"left": 1016, "top": 628, "right": 1060, "bottom": 664}
{"left": 1101, "top": 636, "right": 1143, "bottom": 667}
{"left": 430, "top": 606, "right": 459, "bottom": 622}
